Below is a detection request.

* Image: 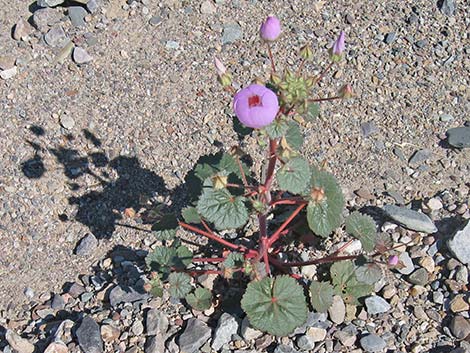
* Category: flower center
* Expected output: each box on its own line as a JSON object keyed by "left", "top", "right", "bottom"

{"left": 248, "top": 94, "right": 262, "bottom": 108}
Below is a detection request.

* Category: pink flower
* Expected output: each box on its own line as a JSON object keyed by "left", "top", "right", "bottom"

{"left": 233, "top": 84, "right": 279, "bottom": 129}
{"left": 332, "top": 31, "right": 345, "bottom": 55}
{"left": 260, "top": 16, "right": 281, "bottom": 41}
{"left": 388, "top": 255, "right": 399, "bottom": 266}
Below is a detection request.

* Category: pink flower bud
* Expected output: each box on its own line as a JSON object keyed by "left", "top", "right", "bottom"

{"left": 339, "top": 84, "right": 353, "bottom": 99}
{"left": 332, "top": 31, "right": 345, "bottom": 55}
{"left": 260, "top": 16, "right": 281, "bottom": 41}
{"left": 388, "top": 255, "right": 399, "bottom": 266}
{"left": 233, "top": 84, "right": 279, "bottom": 129}
{"left": 214, "top": 57, "right": 226, "bottom": 76}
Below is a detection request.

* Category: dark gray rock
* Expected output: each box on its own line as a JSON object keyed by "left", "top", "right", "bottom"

{"left": 360, "top": 121, "right": 378, "bottom": 137}
{"left": 212, "top": 313, "right": 239, "bottom": 351}
{"left": 407, "top": 268, "right": 429, "bottom": 286}
{"left": 384, "top": 32, "right": 396, "bottom": 44}
{"left": 439, "top": 0, "right": 456, "bottom": 16}
{"left": 450, "top": 316, "right": 470, "bottom": 339}
{"left": 144, "top": 335, "right": 164, "bottom": 353}
{"left": 51, "top": 293, "right": 65, "bottom": 310}
{"left": 33, "top": 8, "right": 62, "bottom": 32}
{"left": 274, "top": 344, "right": 300, "bottom": 353}
{"left": 44, "top": 26, "right": 68, "bottom": 47}
{"left": 365, "top": 296, "right": 391, "bottom": 314}
{"left": 448, "top": 221, "right": 470, "bottom": 264}
{"left": 447, "top": 127, "right": 470, "bottom": 148}
{"left": 178, "top": 318, "right": 212, "bottom": 353}
{"left": 68, "top": 6, "right": 87, "bottom": 27}
{"left": 109, "top": 285, "right": 149, "bottom": 307}
{"left": 37, "top": 0, "right": 64, "bottom": 7}
{"left": 75, "top": 233, "right": 97, "bottom": 256}
{"left": 222, "top": 23, "right": 243, "bottom": 45}
{"left": 409, "top": 149, "right": 432, "bottom": 165}
{"left": 76, "top": 316, "right": 103, "bottom": 353}
{"left": 146, "top": 309, "right": 169, "bottom": 335}
{"left": 360, "top": 334, "right": 386, "bottom": 352}
{"left": 67, "top": 282, "right": 86, "bottom": 298}
{"left": 383, "top": 205, "right": 437, "bottom": 233}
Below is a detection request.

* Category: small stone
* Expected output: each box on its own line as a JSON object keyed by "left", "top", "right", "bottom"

{"left": 383, "top": 205, "right": 437, "bottom": 233}
{"left": 109, "top": 285, "right": 149, "bottom": 307}
{"left": 296, "top": 335, "right": 315, "bottom": 351}
{"left": 0, "top": 67, "right": 18, "bottom": 80}
{"left": 44, "top": 341, "right": 68, "bottom": 353}
{"left": 456, "top": 266, "right": 468, "bottom": 284}
{"left": 419, "top": 256, "right": 435, "bottom": 273}
{"left": 328, "top": 295, "right": 345, "bottom": 324}
{"left": 13, "top": 19, "right": 32, "bottom": 40}
{"left": 450, "top": 295, "right": 469, "bottom": 313}
{"left": 425, "top": 198, "right": 443, "bottom": 211}
{"left": 178, "top": 318, "right": 212, "bottom": 353}
{"left": 450, "top": 316, "right": 470, "bottom": 339}
{"left": 37, "top": 0, "right": 65, "bottom": 7}
{"left": 101, "top": 325, "right": 120, "bottom": 342}
{"left": 413, "top": 306, "right": 428, "bottom": 321}
{"left": 33, "top": 8, "right": 61, "bottom": 32}
{"left": 240, "top": 317, "right": 262, "bottom": 341}
{"left": 146, "top": 309, "right": 169, "bottom": 335}
{"left": 76, "top": 316, "right": 103, "bottom": 353}
{"left": 131, "top": 320, "right": 144, "bottom": 336}
{"left": 433, "top": 291, "right": 444, "bottom": 304}
{"left": 86, "top": 0, "right": 100, "bottom": 13}
{"left": 360, "top": 121, "right": 378, "bottom": 137}
{"left": 75, "top": 233, "right": 97, "bottom": 255}
{"left": 200, "top": 0, "right": 216, "bottom": 14}
{"left": 145, "top": 335, "right": 165, "bottom": 353}
{"left": 335, "top": 325, "right": 357, "bottom": 347}
{"left": 51, "top": 293, "right": 65, "bottom": 309}
{"left": 365, "top": 296, "right": 391, "bottom": 315}
{"left": 415, "top": 39, "right": 428, "bottom": 48}
{"left": 73, "top": 47, "right": 93, "bottom": 64}
{"left": 6, "top": 330, "right": 35, "bottom": 353}
{"left": 355, "top": 188, "right": 375, "bottom": 200}
{"left": 384, "top": 32, "right": 396, "bottom": 44}
{"left": 439, "top": 0, "right": 456, "bottom": 16}
{"left": 149, "top": 16, "right": 163, "bottom": 26}
{"left": 165, "top": 41, "right": 179, "bottom": 50}
{"left": 68, "top": 6, "right": 87, "bottom": 27}
{"left": 360, "top": 334, "right": 386, "bottom": 352}
{"left": 0, "top": 55, "right": 15, "bottom": 70}
{"left": 407, "top": 268, "right": 429, "bottom": 286}
{"left": 306, "top": 327, "right": 327, "bottom": 342}
{"left": 212, "top": 313, "right": 239, "bottom": 351}
{"left": 274, "top": 344, "right": 300, "bottom": 353}
{"left": 45, "top": 26, "right": 68, "bottom": 47}
{"left": 381, "top": 284, "right": 396, "bottom": 299}
{"left": 222, "top": 23, "right": 243, "bottom": 45}
{"left": 446, "top": 127, "right": 470, "bottom": 148}
{"left": 409, "top": 149, "right": 432, "bottom": 165}
{"left": 448, "top": 221, "right": 470, "bottom": 264}
{"left": 24, "top": 287, "right": 35, "bottom": 299}
{"left": 397, "top": 252, "right": 415, "bottom": 275}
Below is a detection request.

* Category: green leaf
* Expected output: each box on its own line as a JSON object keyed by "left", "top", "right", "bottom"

{"left": 306, "top": 168, "right": 344, "bottom": 237}
{"left": 330, "top": 261, "right": 373, "bottom": 305}
{"left": 145, "top": 246, "right": 192, "bottom": 273}
{"left": 265, "top": 118, "right": 289, "bottom": 139}
{"left": 152, "top": 213, "right": 178, "bottom": 240}
{"left": 181, "top": 206, "right": 201, "bottom": 224}
{"left": 197, "top": 188, "right": 248, "bottom": 230}
{"left": 241, "top": 275, "right": 308, "bottom": 336}
{"left": 285, "top": 122, "right": 303, "bottom": 150}
{"left": 277, "top": 157, "right": 310, "bottom": 194}
{"left": 305, "top": 103, "right": 320, "bottom": 122}
{"left": 309, "top": 281, "right": 334, "bottom": 313}
{"left": 223, "top": 252, "right": 245, "bottom": 269}
{"left": 176, "top": 245, "right": 193, "bottom": 268}
{"left": 168, "top": 272, "right": 192, "bottom": 298}
{"left": 355, "top": 263, "right": 382, "bottom": 285}
{"left": 148, "top": 277, "right": 164, "bottom": 297}
{"left": 345, "top": 212, "right": 376, "bottom": 252}
{"left": 186, "top": 288, "right": 212, "bottom": 311}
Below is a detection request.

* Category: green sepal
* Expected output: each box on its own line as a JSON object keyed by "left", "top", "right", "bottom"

{"left": 277, "top": 157, "right": 310, "bottom": 194}
{"left": 345, "top": 211, "right": 376, "bottom": 252}
{"left": 168, "top": 272, "right": 192, "bottom": 298}
{"left": 185, "top": 287, "right": 212, "bottom": 311}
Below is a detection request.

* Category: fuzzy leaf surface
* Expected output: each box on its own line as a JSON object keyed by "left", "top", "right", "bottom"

{"left": 355, "top": 263, "right": 382, "bottom": 285}
{"left": 265, "top": 119, "right": 289, "bottom": 139}
{"left": 181, "top": 206, "right": 201, "bottom": 224}
{"left": 305, "top": 103, "right": 320, "bottom": 121}
{"left": 306, "top": 168, "right": 344, "bottom": 237}
{"left": 223, "top": 252, "right": 245, "bottom": 269}
{"left": 168, "top": 272, "right": 192, "bottom": 298}
{"left": 146, "top": 245, "right": 192, "bottom": 274}
{"left": 277, "top": 157, "right": 310, "bottom": 194}
{"left": 346, "top": 211, "right": 376, "bottom": 252}
{"left": 309, "top": 281, "right": 334, "bottom": 313}
{"left": 330, "top": 261, "right": 373, "bottom": 305}
{"left": 152, "top": 213, "right": 178, "bottom": 240}
{"left": 197, "top": 188, "right": 248, "bottom": 230}
{"left": 241, "top": 275, "right": 308, "bottom": 336}
{"left": 148, "top": 277, "right": 163, "bottom": 297}
{"left": 185, "top": 288, "right": 212, "bottom": 311}
{"left": 285, "top": 122, "right": 303, "bottom": 150}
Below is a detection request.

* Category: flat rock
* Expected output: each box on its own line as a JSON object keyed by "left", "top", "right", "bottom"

{"left": 212, "top": 313, "right": 239, "bottom": 351}
{"left": 109, "top": 284, "right": 149, "bottom": 307}
{"left": 200, "top": 0, "right": 216, "bottom": 14}
{"left": 360, "top": 334, "right": 386, "bottom": 352}
{"left": 383, "top": 205, "right": 437, "bottom": 233}
{"left": 145, "top": 335, "right": 165, "bottom": 353}
{"left": 409, "top": 149, "right": 432, "bottom": 165}
{"left": 178, "top": 318, "right": 212, "bottom": 353}
{"left": 45, "top": 26, "right": 68, "bottom": 47}
{"left": 438, "top": 0, "right": 456, "bottom": 16}
{"left": 365, "top": 295, "right": 391, "bottom": 314}
{"left": 222, "top": 23, "right": 242, "bottom": 45}
{"left": 86, "top": 0, "right": 101, "bottom": 13}
{"left": 73, "top": 47, "right": 93, "bottom": 64}
{"left": 76, "top": 316, "right": 103, "bottom": 353}
{"left": 75, "top": 233, "right": 97, "bottom": 256}
{"left": 360, "top": 121, "right": 378, "bottom": 137}
{"left": 68, "top": 6, "right": 87, "bottom": 27}
{"left": 33, "top": 8, "right": 62, "bottom": 32}
{"left": 397, "top": 252, "right": 415, "bottom": 275}
{"left": 44, "top": 341, "right": 68, "bottom": 353}
{"left": 13, "top": 19, "right": 32, "bottom": 40}
{"left": 448, "top": 221, "right": 470, "bottom": 264}
{"left": 407, "top": 268, "right": 429, "bottom": 286}
{"left": 240, "top": 316, "right": 262, "bottom": 341}
{"left": 1, "top": 67, "right": 18, "bottom": 80}
{"left": 446, "top": 127, "right": 470, "bottom": 148}
{"left": 306, "top": 327, "right": 327, "bottom": 342}
{"left": 37, "top": 0, "right": 65, "bottom": 7}
{"left": 296, "top": 334, "right": 315, "bottom": 351}
{"left": 450, "top": 316, "right": 470, "bottom": 339}
{"left": 146, "top": 308, "right": 169, "bottom": 335}
{"left": 5, "top": 330, "right": 35, "bottom": 353}
{"left": 328, "top": 295, "right": 345, "bottom": 324}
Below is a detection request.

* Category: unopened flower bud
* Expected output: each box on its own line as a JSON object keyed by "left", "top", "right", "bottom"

{"left": 339, "top": 84, "right": 353, "bottom": 99}
{"left": 214, "top": 57, "right": 226, "bottom": 75}
{"left": 330, "top": 31, "right": 345, "bottom": 62}
{"left": 218, "top": 73, "right": 232, "bottom": 87}
{"left": 388, "top": 255, "right": 399, "bottom": 266}
{"left": 260, "top": 16, "right": 281, "bottom": 41}
{"left": 299, "top": 44, "right": 313, "bottom": 60}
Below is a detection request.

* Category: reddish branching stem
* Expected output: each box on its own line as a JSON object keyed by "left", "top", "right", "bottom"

{"left": 316, "top": 62, "right": 333, "bottom": 84}
{"left": 309, "top": 96, "right": 342, "bottom": 103}
{"left": 268, "top": 203, "right": 307, "bottom": 247}
{"left": 267, "top": 42, "right": 276, "bottom": 73}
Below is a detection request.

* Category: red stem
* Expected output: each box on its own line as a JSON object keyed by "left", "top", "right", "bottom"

{"left": 270, "top": 198, "right": 308, "bottom": 207}
{"left": 309, "top": 96, "right": 342, "bottom": 103}
{"left": 267, "top": 42, "right": 276, "bottom": 73}
{"left": 263, "top": 139, "right": 278, "bottom": 191}
{"left": 316, "top": 62, "right": 333, "bottom": 84}
{"left": 267, "top": 203, "right": 307, "bottom": 247}
{"left": 235, "top": 154, "right": 248, "bottom": 187}
{"left": 192, "top": 257, "right": 226, "bottom": 263}
{"left": 279, "top": 254, "right": 359, "bottom": 267}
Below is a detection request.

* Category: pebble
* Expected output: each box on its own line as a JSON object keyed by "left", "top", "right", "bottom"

{"left": 450, "top": 295, "right": 469, "bottom": 313}
{"left": 328, "top": 295, "right": 346, "bottom": 324}
{"left": 383, "top": 205, "right": 437, "bottom": 233}
{"left": 33, "top": 8, "right": 61, "bottom": 32}
{"left": 76, "top": 316, "right": 103, "bottom": 353}
{"left": 200, "top": 0, "right": 216, "bottom": 14}
{"left": 409, "top": 149, "right": 432, "bottom": 165}
{"left": 75, "top": 233, "right": 97, "bottom": 256}
{"left": 68, "top": 6, "right": 88, "bottom": 27}
{"left": 433, "top": 291, "right": 444, "bottom": 304}
{"left": 145, "top": 335, "right": 165, "bottom": 353}
{"left": 37, "top": 0, "right": 64, "bottom": 7}
{"left": 212, "top": 313, "right": 239, "bottom": 350}
{"left": 419, "top": 256, "right": 435, "bottom": 273}
{"left": 384, "top": 32, "right": 396, "bottom": 44}
{"left": 73, "top": 47, "right": 93, "bottom": 64}
{"left": 165, "top": 41, "right": 180, "bottom": 50}
{"left": 13, "top": 19, "right": 32, "bottom": 40}
{"left": 132, "top": 320, "right": 144, "bottom": 336}
{"left": 448, "top": 221, "right": 470, "bottom": 264}
{"left": 101, "top": 325, "right": 120, "bottom": 342}
{"left": 108, "top": 284, "right": 149, "bottom": 307}
{"left": 1, "top": 66, "right": 18, "bottom": 80}
{"left": 274, "top": 344, "right": 300, "bottom": 353}
{"left": 306, "top": 327, "right": 327, "bottom": 342}
{"left": 44, "top": 26, "right": 68, "bottom": 47}
{"left": 439, "top": 0, "right": 456, "bottom": 16}
{"left": 397, "top": 252, "right": 415, "bottom": 275}
{"left": 446, "top": 127, "right": 470, "bottom": 148}
{"left": 425, "top": 198, "right": 443, "bottom": 212}
{"left": 222, "top": 23, "right": 243, "bottom": 45}
{"left": 86, "top": 0, "right": 100, "bottom": 13}
{"left": 146, "top": 309, "right": 168, "bottom": 335}
{"left": 360, "top": 121, "right": 378, "bottom": 137}
{"left": 43, "top": 341, "right": 68, "bottom": 353}
{"left": 360, "top": 334, "right": 386, "bottom": 352}
{"left": 240, "top": 316, "right": 262, "bottom": 341}
{"left": 296, "top": 334, "right": 315, "bottom": 351}
{"left": 407, "top": 268, "right": 429, "bottom": 286}
{"left": 5, "top": 330, "right": 35, "bottom": 353}
{"left": 365, "top": 295, "right": 391, "bottom": 315}
{"left": 178, "top": 318, "right": 212, "bottom": 353}
{"left": 450, "top": 316, "right": 470, "bottom": 339}
{"left": 456, "top": 266, "right": 468, "bottom": 284}
{"left": 149, "top": 16, "right": 163, "bottom": 26}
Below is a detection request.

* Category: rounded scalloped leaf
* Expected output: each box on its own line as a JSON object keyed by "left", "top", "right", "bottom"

{"left": 330, "top": 261, "right": 373, "bottom": 305}
{"left": 309, "top": 281, "right": 334, "bottom": 313}
{"left": 185, "top": 288, "right": 212, "bottom": 311}
{"left": 196, "top": 188, "right": 248, "bottom": 230}
{"left": 305, "top": 103, "right": 320, "bottom": 122}
{"left": 306, "top": 168, "right": 344, "bottom": 237}
{"left": 146, "top": 247, "right": 176, "bottom": 273}
{"left": 277, "top": 157, "right": 310, "bottom": 194}
{"left": 181, "top": 206, "right": 201, "bottom": 224}
{"left": 265, "top": 118, "right": 289, "bottom": 139}
{"left": 345, "top": 211, "right": 377, "bottom": 252}
{"left": 241, "top": 275, "right": 308, "bottom": 336}
{"left": 285, "top": 122, "right": 303, "bottom": 150}
{"left": 168, "top": 272, "right": 192, "bottom": 298}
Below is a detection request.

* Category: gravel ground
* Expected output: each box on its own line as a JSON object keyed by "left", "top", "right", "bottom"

{"left": 1, "top": 0, "right": 470, "bottom": 352}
